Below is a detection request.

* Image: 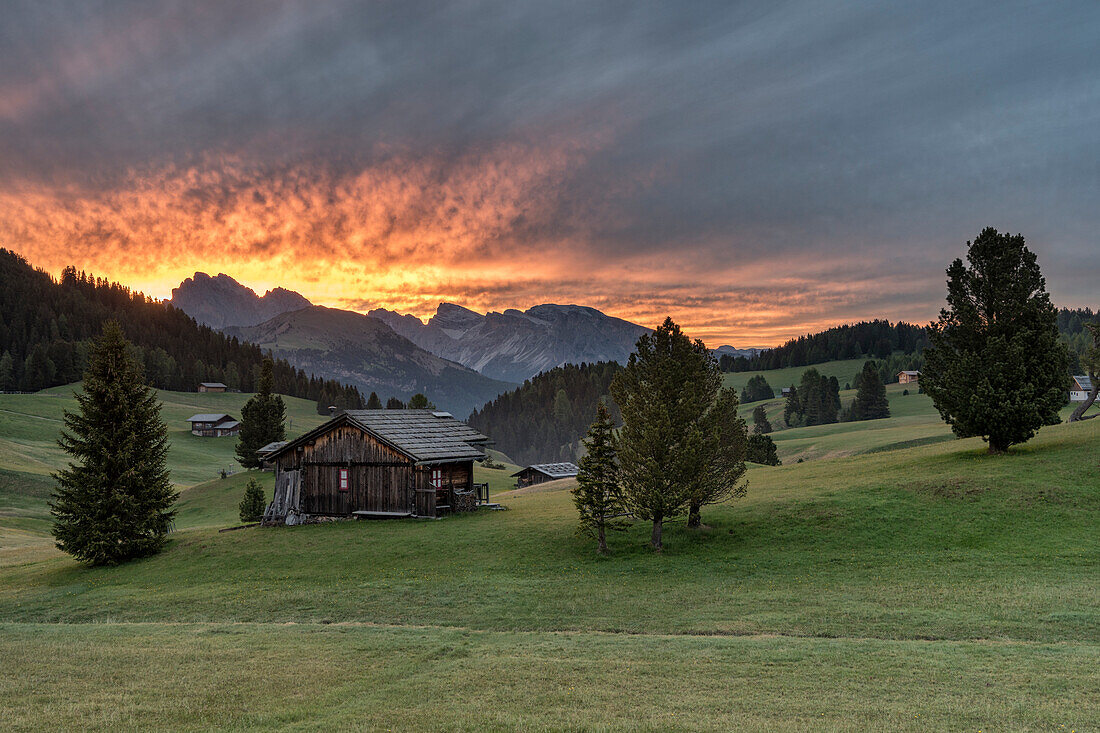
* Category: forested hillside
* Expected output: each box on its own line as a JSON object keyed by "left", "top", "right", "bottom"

{"left": 468, "top": 362, "right": 621, "bottom": 465}
{"left": 0, "top": 249, "right": 363, "bottom": 407}
{"left": 720, "top": 320, "right": 929, "bottom": 372}
{"left": 721, "top": 311, "right": 1095, "bottom": 375}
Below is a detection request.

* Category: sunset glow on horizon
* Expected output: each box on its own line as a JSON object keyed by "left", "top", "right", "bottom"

{"left": 2, "top": 2, "right": 1097, "bottom": 347}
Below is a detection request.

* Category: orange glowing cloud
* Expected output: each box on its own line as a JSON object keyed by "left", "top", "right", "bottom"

{"left": 0, "top": 140, "right": 934, "bottom": 347}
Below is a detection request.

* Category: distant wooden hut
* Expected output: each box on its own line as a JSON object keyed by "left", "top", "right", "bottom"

{"left": 512, "top": 462, "right": 579, "bottom": 489}
{"left": 187, "top": 413, "right": 240, "bottom": 437}
{"left": 264, "top": 410, "right": 490, "bottom": 522}
{"left": 198, "top": 382, "right": 228, "bottom": 393}
{"left": 897, "top": 370, "right": 920, "bottom": 385}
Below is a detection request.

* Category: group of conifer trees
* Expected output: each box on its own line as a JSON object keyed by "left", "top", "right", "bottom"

{"left": 720, "top": 320, "right": 929, "bottom": 372}
{"left": 573, "top": 319, "right": 748, "bottom": 553}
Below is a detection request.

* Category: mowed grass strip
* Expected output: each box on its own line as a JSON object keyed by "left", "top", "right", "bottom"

{"left": 1, "top": 420, "right": 1096, "bottom": 645}
{"left": 1, "top": 622, "right": 1095, "bottom": 732}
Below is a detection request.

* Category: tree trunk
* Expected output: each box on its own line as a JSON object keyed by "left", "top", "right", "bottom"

{"left": 597, "top": 523, "right": 608, "bottom": 555}
{"left": 1069, "top": 376, "right": 1099, "bottom": 422}
{"left": 687, "top": 501, "right": 701, "bottom": 529}
{"left": 988, "top": 436, "right": 1009, "bottom": 454}
{"left": 650, "top": 517, "right": 663, "bottom": 552}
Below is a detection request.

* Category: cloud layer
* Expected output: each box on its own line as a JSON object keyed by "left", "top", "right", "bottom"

{"left": 1, "top": 1, "right": 1098, "bottom": 345}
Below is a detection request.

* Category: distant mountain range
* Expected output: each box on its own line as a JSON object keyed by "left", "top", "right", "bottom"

{"left": 169, "top": 271, "right": 765, "bottom": 414}
{"left": 369, "top": 302, "right": 650, "bottom": 383}
{"left": 222, "top": 306, "right": 514, "bottom": 418}
{"left": 712, "top": 344, "right": 763, "bottom": 359}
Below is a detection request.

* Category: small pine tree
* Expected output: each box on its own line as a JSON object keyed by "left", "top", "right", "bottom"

{"left": 366, "top": 391, "right": 383, "bottom": 410}
{"left": 746, "top": 433, "right": 781, "bottom": 466}
{"left": 386, "top": 396, "right": 405, "bottom": 409}
{"left": 235, "top": 357, "right": 287, "bottom": 468}
{"left": 850, "top": 360, "right": 890, "bottom": 420}
{"left": 572, "top": 402, "right": 625, "bottom": 554}
{"left": 51, "top": 321, "right": 177, "bottom": 566}
{"left": 239, "top": 477, "right": 268, "bottom": 523}
{"left": 752, "top": 404, "right": 772, "bottom": 434}
{"left": 923, "top": 228, "right": 1069, "bottom": 452}
{"left": 408, "top": 393, "right": 435, "bottom": 409}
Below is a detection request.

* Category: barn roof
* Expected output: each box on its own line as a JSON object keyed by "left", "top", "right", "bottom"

{"left": 512, "top": 462, "right": 580, "bottom": 479}
{"left": 186, "top": 413, "right": 233, "bottom": 423}
{"left": 218, "top": 421, "right": 240, "bottom": 430}
{"left": 200, "top": 382, "right": 228, "bottom": 388}
{"left": 267, "top": 409, "right": 489, "bottom": 465}
{"left": 1074, "top": 375, "right": 1094, "bottom": 391}
{"left": 898, "top": 370, "right": 921, "bottom": 376}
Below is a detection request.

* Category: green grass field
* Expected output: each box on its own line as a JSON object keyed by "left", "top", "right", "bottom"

{"left": 0, "top": 382, "right": 1096, "bottom": 730}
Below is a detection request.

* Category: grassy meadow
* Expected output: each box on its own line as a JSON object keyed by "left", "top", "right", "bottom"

{"left": 0, "top": 381, "right": 1097, "bottom": 730}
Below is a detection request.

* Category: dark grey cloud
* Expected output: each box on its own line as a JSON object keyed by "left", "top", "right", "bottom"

{"left": 1, "top": 0, "right": 1097, "bottom": 336}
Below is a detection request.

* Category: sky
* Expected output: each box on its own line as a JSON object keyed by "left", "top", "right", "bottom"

{"left": 1, "top": 1, "right": 1097, "bottom": 347}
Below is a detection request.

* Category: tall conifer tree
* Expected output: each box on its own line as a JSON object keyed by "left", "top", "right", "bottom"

{"left": 572, "top": 402, "right": 624, "bottom": 554}
{"left": 850, "top": 360, "right": 890, "bottom": 420}
{"left": 51, "top": 321, "right": 177, "bottom": 565}
{"left": 236, "top": 356, "right": 287, "bottom": 468}
{"left": 923, "top": 228, "right": 1069, "bottom": 452}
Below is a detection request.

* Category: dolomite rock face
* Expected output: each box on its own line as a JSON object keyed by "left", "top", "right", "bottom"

{"left": 370, "top": 302, "right": 650, "bottom": 383}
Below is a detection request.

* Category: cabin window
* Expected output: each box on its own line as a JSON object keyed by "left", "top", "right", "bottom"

{"left": 430, "top": 468, "right": 442, "bottom": 489}
{"left": 339, "top": 468, "right": 349, "bottom": 492}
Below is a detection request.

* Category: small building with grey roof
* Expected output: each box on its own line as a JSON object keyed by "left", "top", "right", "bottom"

{"left": 263, "top": 409, "right": 491, "bottom": 521}
{"left": 187, "top": 413, "right": 240, "bottom": 437}
{"left": 512, "top": 462, "right": 580, "bottom": 489}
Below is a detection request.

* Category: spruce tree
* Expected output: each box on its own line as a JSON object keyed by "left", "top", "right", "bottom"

{"left": 51, "top": 321, "right": 177, "bottom": 566}
{"left": 850, "top": 360, "right": 890, "bottom": 420}
{"left": 366, "top": 391, "right": 383, "bottom": 410}
{"left": 752, "top": 405, "right": 772, "bottom": 434}
{"left": 783, "top": 386, "right": 801, "bottom": 426}
{"left": 924, "top": 228, "right": 1069, "bottom": 452}
{"left": 572, "top": 402, "right": 625, "bottom": 554}
{"left": 386, "top": 396, "right": 405, "bottom": 409}
{"left": 611, "top": 317, "right": 739, "bottom": 549}
{"left": 686, "top": 386, "right": 748, "bottom": 528}
{"left": 239, "top": 477, "right": 268, "bottom": 523}
{"left": 746, "top": 433, "right": 781, "bottom": 466}
{"left": 408, "top": 393, "right": 435, "bottom": 409}
{"left": 235, "top": 356, "right": 287, "bottom": 468}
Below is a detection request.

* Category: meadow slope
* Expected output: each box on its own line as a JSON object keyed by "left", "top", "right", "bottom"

{"left": 0, "top": 408, "right": 1097, "bottom": 730}
{"left": 1, "top": 382, "right": 1097, "bottom": 730}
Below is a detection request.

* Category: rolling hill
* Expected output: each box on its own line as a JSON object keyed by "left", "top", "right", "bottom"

{"left": 0, "top": 397, "right": 1096, "bottom": 729}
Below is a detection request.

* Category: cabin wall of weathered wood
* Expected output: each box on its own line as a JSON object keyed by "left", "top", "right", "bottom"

{"left": 275, "top": 424, "right": 416, "bottom": 515}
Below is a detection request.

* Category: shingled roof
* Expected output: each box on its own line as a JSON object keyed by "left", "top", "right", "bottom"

{"left": 268, "top": 409, "right": 489, "bottom": 465}
{"left": 512, "top": 462, "right": 580, "bottom": 479}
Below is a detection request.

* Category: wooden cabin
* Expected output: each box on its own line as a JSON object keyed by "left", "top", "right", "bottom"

{"left": 198, "top": 382, "right": 228, "bottom": 393}
{"left": 512, "top": 462, "right": 579, "bottom": 489}
{"left": 187, "top": 413, "right": 241, "bottom": 437}
{"left": 264, "top": 410, "right": 490, "bottom": 522}
{"left": 897, "top": 370, "right": 920, "bottom": 385}
{"left": 1070, "top": 375, "right": 1094, "bottom": 402}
